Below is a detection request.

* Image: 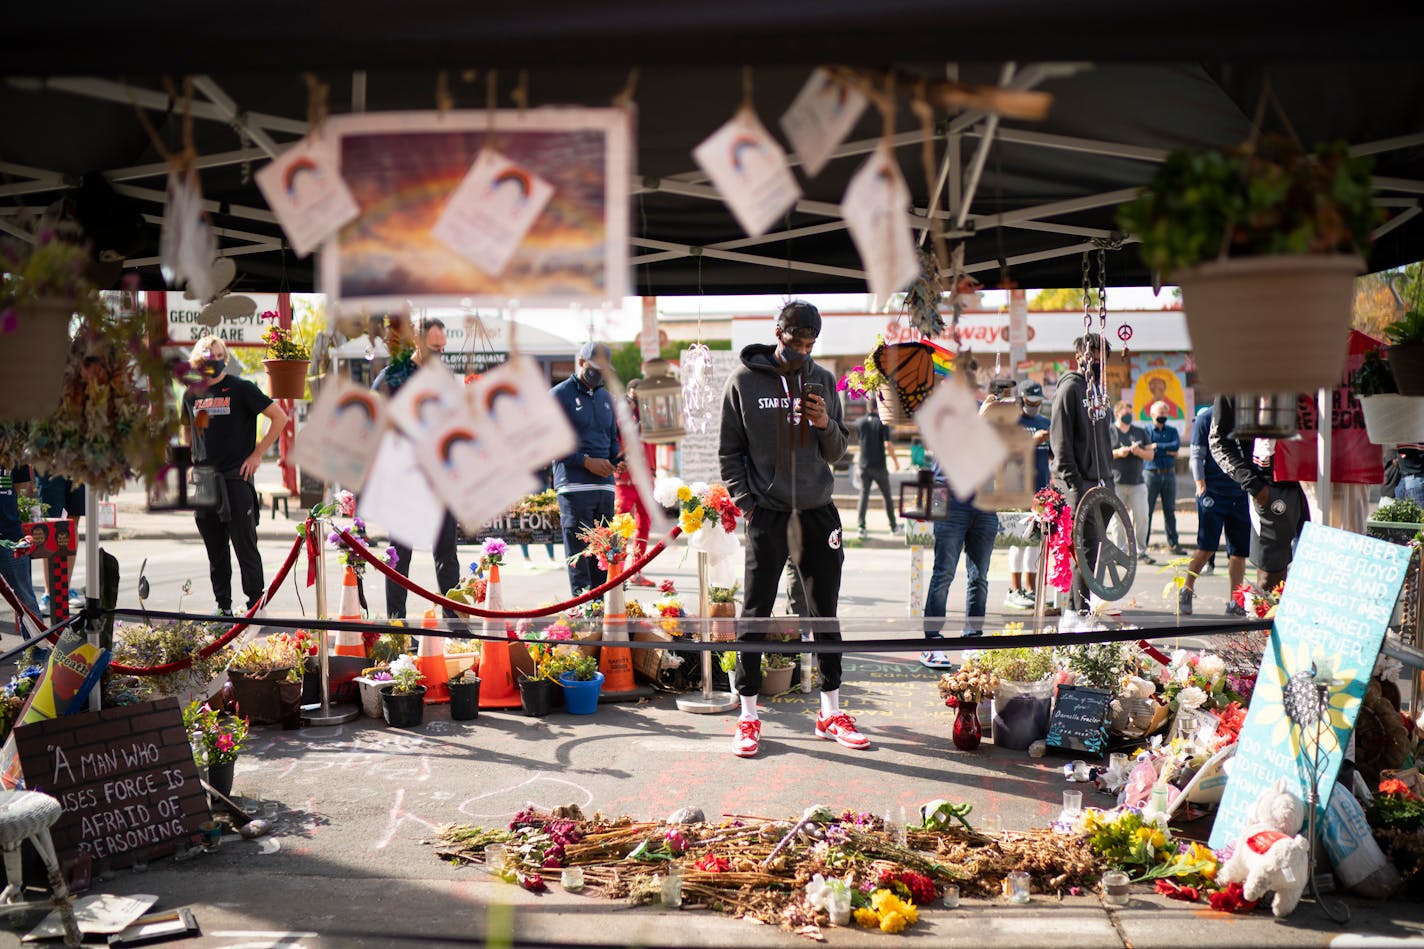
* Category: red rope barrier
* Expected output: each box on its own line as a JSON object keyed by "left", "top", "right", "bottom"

{"left": 338, "top": 524, "right": 683, "bottom": 619}
{"left": 108, "top": 531, "right": 307, "bottom": 676}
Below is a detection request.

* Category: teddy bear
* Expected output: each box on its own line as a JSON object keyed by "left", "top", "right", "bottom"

{"left": 1217, "top": 778, "right": 1311, "bottom": 917}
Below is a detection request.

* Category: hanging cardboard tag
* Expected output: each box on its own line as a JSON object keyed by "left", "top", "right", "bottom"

{"left": 779, "top": 68, "right": 868, "bottom": 178}
{"left": 432, "top": 148, "right": 556, "bottom": 277}
{"left": 693, "top": 108, "right": 801, "bottom": 238}
{"left": 466, "top": 355, "right": 576, "bottom": 473}
{"left": 842, "top": 144, "right": 920, "bottom": 309}
{"left": 386, "top": 359, "right": 463, "bottom": 438}
{"left": 915, "top": 380, "right": 1007, "bottom": 501}
{"left": 254, "top": 132, "right": 360, "bottom": 258}
{"left": 290, "top": 380, "right": 388, "bottom": 488}
{"left": 161, "top": 169, "right": 219, "bottom": 302}
{"left": 357, "top": 431, "right": 445, "bottom": 550}
{"left": 413, "top": 409, "right": 538, "bottom": 533}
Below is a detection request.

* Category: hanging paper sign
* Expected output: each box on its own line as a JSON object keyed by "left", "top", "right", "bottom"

{"left": 386, "top": 360, "right": 462, "bottom": 438}
{"left": 254, "top": 132, "right": 360, "bottom": 258}
{"left": 290, "top": 380, "right": 388, "bottom": 488}
{"left": 915, "top": 380, "right": 1007, "bottom": 501}
{"left": 357, "top": 431, "right": 445, "bottom": 550}
{"left": 432, "top": 149, "right": 556, "bottom": 277}
{"left": 467, "top": 355, "right": 577, "bottom": 473}
{"left": 159, "top": 169, "right": 218, "bottom": 303}
{"left": 693, "top": 108, "right": 801, "bottom": 238}
{"left": 779, "top": 68, "right": 869, "bottom": 178}
{"left": 842, "top": 144, "right": 920, "bottom": 308}
{"left": 1208, "top": 524, "right": 1412, "bottom": 849}
{"left": 413, "top": 412, "right": 538, "bottom": 533}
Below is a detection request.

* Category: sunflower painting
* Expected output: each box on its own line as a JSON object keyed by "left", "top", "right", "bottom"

{"left": 1207, "top": 524, "right": 1412, "bottom": 850}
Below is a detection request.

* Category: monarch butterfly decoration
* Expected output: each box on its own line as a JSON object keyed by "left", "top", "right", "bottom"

{"left": 873, "top": 339, "right": 956, "bottom": 418}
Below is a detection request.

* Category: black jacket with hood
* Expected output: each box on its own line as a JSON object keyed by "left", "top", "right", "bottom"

{"left": 1049, "top": 369, "right": 1113, "bottom": 495}
{"left": 719, "top": 344, "right": 849, "bottom": 513}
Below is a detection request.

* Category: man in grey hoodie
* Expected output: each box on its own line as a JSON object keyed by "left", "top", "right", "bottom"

{"left": 1049, "top": 333, "right": 1114, "bottom": 618}
{"left": 719, "top": 300, "right": 863, "bottom": 758}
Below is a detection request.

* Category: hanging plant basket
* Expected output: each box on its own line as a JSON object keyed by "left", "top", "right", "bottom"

{"left": 1387, "top": 343, "right": 1424, "bottom": 397}
{"left": 1175, "top": 254, "right": 1362, "bottom": 392}
{"left": 1360, "top": 395, "right": 1424, "bottom": 446}
{"left": 0, "top": 296, "right": 73, "bottom": 423}
{"left": 263, "top": 359, "right": 309, "bottom": 400}
{"left": 876, "top": 385, "right": 907, "bottom": 426}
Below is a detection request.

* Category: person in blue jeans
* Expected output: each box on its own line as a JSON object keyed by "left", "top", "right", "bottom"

{"left": 921, "top": 458, "right": 999, "bottom": 669}
{"left": 1143, "top": 400, "right": 1186, "bottom": 555}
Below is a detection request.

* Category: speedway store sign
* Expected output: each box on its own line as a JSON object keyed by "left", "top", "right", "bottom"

{"left": 731, "top": 310, "right": 1191, "bottom": 356}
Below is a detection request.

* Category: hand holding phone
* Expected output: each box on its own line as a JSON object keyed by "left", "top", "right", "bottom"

{"left": 804, "top": 382, "right": 825, "bottom": 400}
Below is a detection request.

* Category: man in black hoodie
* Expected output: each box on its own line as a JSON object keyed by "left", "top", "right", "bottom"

{"left": 1049, "top": 333, "right": 1114, "bottom": 618}
{"left": 719, "top": 301, "right": 861, "bottom": 758}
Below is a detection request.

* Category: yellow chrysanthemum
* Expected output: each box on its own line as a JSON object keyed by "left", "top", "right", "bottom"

{"left": 680, "top": 508, "right": 705, "bottom": 534}
{"left": 853, "top": 908, "right": 879, "bottom": 928}
{"left": 676, "top": 485, "right": 693, "bottom": 502}
{"left": 611, "top": 513, "right": 637, "bottom": 539}
{"left": 879, "top": 912, "right": 908, "bottom": 933}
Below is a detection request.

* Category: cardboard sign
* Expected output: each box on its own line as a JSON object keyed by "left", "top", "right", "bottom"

{"left": 915, "top": 380, "right": 1007, "bottom": 501}
{"left": 386, "top": 360, "right": 462, "bottom": 438}
{"left": 1208, "top": 524, "right": 1412, "bottom": 849}
{"left": 357, "top": 431, "right": 445, "bottom": 551}
{"left": 778, "top": 68, "right": 869, "bottom": 178}
{"left": 693, "top": 107, "right": 801, "bottom": 238}
{"left": 290, "top": 380, "right": 388, "bottom": 489}
{"left": 12, "top": 697, "right": 208, "bottom": 865}
{"left": 466, "top": 355, "right": 576, "bottom": 474}
{"left": 1046, "top": 685, "right": 1113, "bottom": 756}
{"left": 842, "top": 144, "right": 920, "bottom": 309}
{"left": 254, "top": 132, "right": 360, "bottom": 258}
{"left": 433, "top": 148, "right": 556, "bottom": 277}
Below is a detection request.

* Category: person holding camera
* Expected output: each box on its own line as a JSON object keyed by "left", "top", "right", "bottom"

{"left": 720, "top": 301, "right": 860, "bottom": 758}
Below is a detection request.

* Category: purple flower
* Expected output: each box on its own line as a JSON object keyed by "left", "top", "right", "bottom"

{"left": 383, "top": 546, "right": 399, "bottom": 567}
{"left": 482, "top": 537, "right": 507, "bottom": 559}
{"left": 353, "top": 516, "right": 366, "bottom": 533}
{"left": 0, "top": 309, "right": 18, "bottom": 334}
{"left": 327, "top": 530, "right": 341, "bottom": 547}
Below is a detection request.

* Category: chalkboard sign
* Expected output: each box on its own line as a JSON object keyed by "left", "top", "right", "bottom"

{"left": 1046, "top": 685, "right": 1113, "bottom": 756}
{"left": 13, "top": 696, "right": 209, "bottom": 866}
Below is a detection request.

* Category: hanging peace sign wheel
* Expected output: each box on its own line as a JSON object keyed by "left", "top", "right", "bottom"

{"left": 1071, "top": 485, "right": 1138, "bottom": 602}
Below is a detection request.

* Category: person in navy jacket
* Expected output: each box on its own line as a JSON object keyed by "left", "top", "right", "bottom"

{"left": 551, "top": 342, "right": 622, "bottom": 595}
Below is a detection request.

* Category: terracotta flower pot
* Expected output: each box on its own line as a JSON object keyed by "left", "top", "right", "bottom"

{"left": 0, "top": 295, "right": 73, "bottom": 422}
{"left": 263, "top": 358, "right": 309, "bottom": 400}
{"left": 709, "top": 601, "right": 737, "bottom": 642}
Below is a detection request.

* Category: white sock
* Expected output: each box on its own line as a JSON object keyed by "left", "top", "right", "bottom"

{"left": 820, "top": 689, "right": 839, "bottom": 716}
{"left": 739, "top": 694, "right": 759, "bottom": 720}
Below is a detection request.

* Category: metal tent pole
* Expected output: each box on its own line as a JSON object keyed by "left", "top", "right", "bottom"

{"left": 85, "top": 483, "right": 101, "bottom": 711}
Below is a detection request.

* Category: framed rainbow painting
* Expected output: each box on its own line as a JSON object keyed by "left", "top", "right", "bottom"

{"left": 320, "top": 109, "right": 631, "bottom": 309}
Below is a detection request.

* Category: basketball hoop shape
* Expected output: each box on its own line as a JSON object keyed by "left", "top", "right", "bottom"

{"left": 1071, "top": 485, "right": 1138, "bottom": 602}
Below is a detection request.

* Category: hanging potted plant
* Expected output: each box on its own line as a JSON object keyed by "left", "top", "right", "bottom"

{"left": 1119, "top": 136, "right": 1381, "bottom": 393}
{"left": 380, "top": 654, "right": 427, "bottom": 728}
{"left": 182, "top": 699, "right": 250, "bottom": 799}
{"left": 1353, "top": 348, "right": 1424, "bottom": 445}
{"left": 0, "top": 236, "right": 84, "bottom": 422}
{"left": 555, "top": 653, "right": 604, "bottom": 716}
{"left": 261, "top": 321, "right": 311, "bottom": 400}
{"left": 1384, "top": 306, "right": 1424, "bottom": 396}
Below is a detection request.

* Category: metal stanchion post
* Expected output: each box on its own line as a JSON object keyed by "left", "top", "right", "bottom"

{"left": 676, "top": 552, "right": 737, "bottom": 714}
{"left": 304, "top": 525, "right": 357, "bottom": 725}
{"left": 85, "top": 484, "right": 102, "bottom": 711}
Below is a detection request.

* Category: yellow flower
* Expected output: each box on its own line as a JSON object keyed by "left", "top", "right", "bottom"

{"left": 680, "top": 508, "right": 705, "bottom": 534}
{"left": 612, "top": 513, "right": 636, "bottom": 539}
{"left": 879, "top": 912, "right": 908, "bottom": 933}
{"left": 1183, "top": 842, "right": 1218, "bottom": 880}
{"left": 676, "top": 485, "right": 693, "bottom": 502}
{"left": 853, "top": 908, "right": 879, "bottom": 928}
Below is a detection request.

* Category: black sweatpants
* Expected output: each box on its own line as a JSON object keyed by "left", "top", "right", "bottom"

{"left": 735, "top": 504, "right": 845, "bottom": 696}
{"left": 195, "top": 477, "right": 265, "bottom": 612}
{"left": 386, "top": 511, "right": 462, "bottom": 618}
{"left": 1064, "top": 486, "right": 1099, "bottom": 613}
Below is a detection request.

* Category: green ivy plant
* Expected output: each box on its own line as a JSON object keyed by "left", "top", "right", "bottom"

{"left": 1118, "top": 136, "right": 1381, "bottom": 276}
{"left": 1384, "top": 308, "right": 1424, "bottom": 347}
{"left": 1351, "top": 349, "right": 1399, "bottom": 397}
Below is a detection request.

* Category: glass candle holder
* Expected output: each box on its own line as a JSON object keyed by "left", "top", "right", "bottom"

{"left": 1102, "top": 870, "right": 1130, "bottom": 906}
{"left": 561, "top": 866, "right": 584, "bottom": 891}
{"left": 485, "top": 844, "right": 506, "bottom": 875}
{"left": 660, "top": 868, "right": 682, "bottom": 908}
{"left": 1006, "top": 871, "right": 1031, "bottom": 904}
{"left": 826, "top": 884, "right": 851, "bottom": 925}
{"left": 1062, "top": 789, "right": 1083, "bottom": 819}
{"left": 980, "top": 814, "right": 1003, "bottom": 835}
{"left": 942, "top": 885, "right": 960, "bottom": 909}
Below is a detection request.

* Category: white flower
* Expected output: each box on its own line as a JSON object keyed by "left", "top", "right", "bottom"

{"left": 653, "top": 476, "right": 686, "bottom": 508}
{"left": 1196, "top": 654, "right": 1226, "bottom": 685}
{"left": 1176, "top": 685, "right": 1208, "bottom": 710}
{"left": 1174, "top": 663, "right": 1191, "bottom": 684}
{"left": 689, "top": 481, "right": 709, "bottom": 497}
{"left": 1169, "top": 649, "right": 1189, "bottom": 670}
{"left": 390, "top": 654, "right": 417, "bottom": 675}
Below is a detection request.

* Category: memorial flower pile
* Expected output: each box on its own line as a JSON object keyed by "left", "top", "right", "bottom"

{"left": 1162, "top": 649, "right": 1250, "bottom": 714}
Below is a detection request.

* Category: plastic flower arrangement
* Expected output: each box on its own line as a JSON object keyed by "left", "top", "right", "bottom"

{"left": 328, "top": 516, "right": 397, "bottom": 578}
{"left": 1033, "top": 486, "right": 1074, "bottom": 593}
{"left": 836, "top": 336, "right": 887, "bottom": 400}
{"left": 182, "top": 699, "right": 250, "bottom": 767}
{"left": 937, "top": 661, "right": 998, "bottom": 707}
{"left": 262, "top": 323, "right": 311, "bottom": 361}
{"left": 569, "top": 513, "right": 637, "bottom": 573}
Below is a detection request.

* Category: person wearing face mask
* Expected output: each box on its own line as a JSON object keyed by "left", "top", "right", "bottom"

{"left": 1143, "top": 399, "right": 1186, "bottom": 556}
{"left": 720, "top": 300, "right": 858, "bottom": 758}
{"left": 1109, "top": 399, "right": 1154, "bottom": 566}
{"left": 1049, "top": 334, "right": 1114, "bottom": 618}
{"left": 552, "top": 341, "right": 622, "bottom": 596}
{"left": 183, "top": 334, "right": 289, "bottom": 615}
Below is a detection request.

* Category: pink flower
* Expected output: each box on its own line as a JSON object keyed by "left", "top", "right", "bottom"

{"left": 260, "top": 310, "right": 280, "bottom": 321}
{"left": 215, "top": 733, "right": 235, "bottom": 752}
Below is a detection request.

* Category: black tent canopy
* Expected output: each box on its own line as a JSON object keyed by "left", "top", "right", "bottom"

{"left": 3, "top": 5, "right": 1423, "bottom": 295}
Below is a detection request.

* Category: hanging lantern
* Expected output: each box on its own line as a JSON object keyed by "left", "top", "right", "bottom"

{"left": 1232, "top": 392, "right": 1301, "bottom": 439}
{"left": 898, "top": 468, "right": 951, "bottom": 522}
{"left": 974, "top": 400, "right": 1039, "bottom": 511}
{"left": 636, "top": 358, "right": 686, "bottom": 444}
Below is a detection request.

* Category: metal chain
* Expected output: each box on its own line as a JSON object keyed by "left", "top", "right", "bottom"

{"left": 1080, "top": 252, "right": 1093, "bottom": 336}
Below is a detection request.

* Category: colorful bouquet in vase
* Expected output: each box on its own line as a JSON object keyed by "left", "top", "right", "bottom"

{"left": 569, "top": 513, "right": 637, "bottom": 575}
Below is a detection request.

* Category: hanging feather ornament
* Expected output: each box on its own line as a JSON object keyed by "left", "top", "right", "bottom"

{"left": 681, "top": 342, "right": 716, "bottom": 435}
{"left": 903, "top": 247, "right": 946, "bottom": 338}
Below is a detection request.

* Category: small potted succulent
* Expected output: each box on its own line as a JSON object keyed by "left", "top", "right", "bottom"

{"left": 380, "top": 654, "right": 427, "bottom": 728}
{"left": 1384, "top": 306, "right": 1424, "bottom": 396}
{"left": 261, "top": 321, "right": 312, "bottom": 400}
{"left": 555, "top": 653, "right": 604, "bottom": 715}
{"left": 1118, "top": 136, "right": 1380, "bottom": 393}
{"left": 1353, "top": 348, "right": 1424, "bottom": 445}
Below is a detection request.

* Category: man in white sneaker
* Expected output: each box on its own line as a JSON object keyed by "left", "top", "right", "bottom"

{"left": 720, "top": 301, "right": 867, "bottom": 757}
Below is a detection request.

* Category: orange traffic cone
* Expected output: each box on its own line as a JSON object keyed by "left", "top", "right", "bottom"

{"left": 477, "top": 564, "right": 521, "bottom": 708}
{"left": 334, "top": 566, "right": 366, "bottom": 657}
{"left": 416, "top": 608, "right": 450, "bottom": 704}
{"left": 598, "top": 561, "right": 649, "bottom": 702}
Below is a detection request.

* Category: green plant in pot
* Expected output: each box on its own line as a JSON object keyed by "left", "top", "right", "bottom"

{"left": 1384, "top": 306, "right": 1424, "bottom": 397}
{"left": 380, "top": 653, "right": 427, "bottom": 728}
{"left": 1352, "top": 348, "right": 1424, "bottom": 446}
{"left": 968, "top": 639, "right": 1058, "bottom": 751}
{"left": 1119, "top": 135, "right": 1381, "bottom": 393}
{"left": 758, "top": 640, "right": 798, "bottom": 697}
{"left": 182, "top": 699, "right": 249, "bottom": 798}
{"left": 261, "top": 323, "right": 312, "bottom": 401}
{"left": 227, "top": 637, "right": 305, "bottom": 726}
{"left": 556, "top": 653, "right": 603, "bottom": 715}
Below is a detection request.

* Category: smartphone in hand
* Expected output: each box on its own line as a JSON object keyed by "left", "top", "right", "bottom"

{"left": 803, "top": 382, "right": 825, "bottom": 401}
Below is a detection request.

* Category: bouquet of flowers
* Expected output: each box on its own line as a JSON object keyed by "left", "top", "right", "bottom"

{"left": 937, "top": 661, "right": 998, "bottom": 707}
{"left": 1161, "top": 649, "right": 1249, "bottom": 714}
{"left": 1232, "top": 581, "right": 1284, "bottom": 619}
{"left": 478, "top": 537, "right": 507, "bottom": 573}
{"left": 835, "top": 336, "right": 887, "bottom": 401}
{"left": 569, "top": 513, "right": 637, "bottom": 573}
{"left": 653, "top": 478, "right": 743, "bottom": 536}
{"left": 328, "top": 516, "right": 397, "bottom": 577}
{"left": 182, "top": 699, "right": 250, "bottom": 767}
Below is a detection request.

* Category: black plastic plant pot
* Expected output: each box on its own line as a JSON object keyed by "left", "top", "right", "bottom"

{"left": 381, "top": 685, "right": 427, "bottom": 728}
{"left": 449, "top": 678, "right": 481, "bottom": 721}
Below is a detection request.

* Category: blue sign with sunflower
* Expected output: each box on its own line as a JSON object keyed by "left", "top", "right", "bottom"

{"left": 1208, "top": 523, "right": 1412, "bottom": 850}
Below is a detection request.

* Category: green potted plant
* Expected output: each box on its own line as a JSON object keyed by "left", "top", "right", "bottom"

{"left": 380, "top": 653, "right": 427, "bottom": 728}
{"left": 759, "top": 640, "right": 798, "bottom": 697}
{"left": 108, "top": 618, "right": 236, "bottom": 708}
{"left": 1384, "top": 306, "right": 1424, "bottom": 396}
{"left": 1118, "top": 136, "right": 1380, "bottom": 392}
{"left": 556, "top": 653, "right": 604, "bottom": 715}
{"left": 1352, "top": 348, "right": 1424, "bottom": 445}
{"left": 1366, "top": 497, "right": 1424, "bottom": 546}
{"left": 448, "top": 668, "right": 481, "bottom": 721}
{"left": 182, "top": 700, "right": 250, "bottom": 798}
{"left": 261, "top": 322, "right": 312, "bottom": 400}
{"left": 228, "top": 637, "right": 305, "bottom": 726}
{"left": 969, "top": 640, "right": 1058, "bottom": 751}
{"left": 707, "top": 582, "right": 739, "bottom": 642}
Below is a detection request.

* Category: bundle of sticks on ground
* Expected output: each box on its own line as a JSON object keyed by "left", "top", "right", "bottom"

{"left": 433, "top": 804, "right": 1103, "bottom": 933}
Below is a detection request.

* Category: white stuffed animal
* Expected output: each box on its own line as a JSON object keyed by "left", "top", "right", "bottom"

{"left": 1217, "top": 778, "right": 1311, "bottom": 917}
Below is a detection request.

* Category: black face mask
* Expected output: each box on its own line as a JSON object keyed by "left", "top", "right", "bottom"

{"left": 579, "top": 366, "right": 604, "bottom": 389}
{"left": 197, "top": 357, "right": 225, "bottom": 378}
{"left": 776, "top": 344, "right": 808, "bottom": 371}
{"left": 1154, "top": 417, "right": 1167, "bottom": 425}
{"left": 1119, "top": 413, "right": 1132, "bottom": 425}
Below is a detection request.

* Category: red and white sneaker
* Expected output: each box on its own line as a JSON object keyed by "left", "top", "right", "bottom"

{"left": 733, "top": 718, "right": 762, "bottom": 757}
{"left": 815, "top": 712, "right": 871, "bottom": 750}
{"left": 631, "top": 574, "right": 657, "bottom": 588}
